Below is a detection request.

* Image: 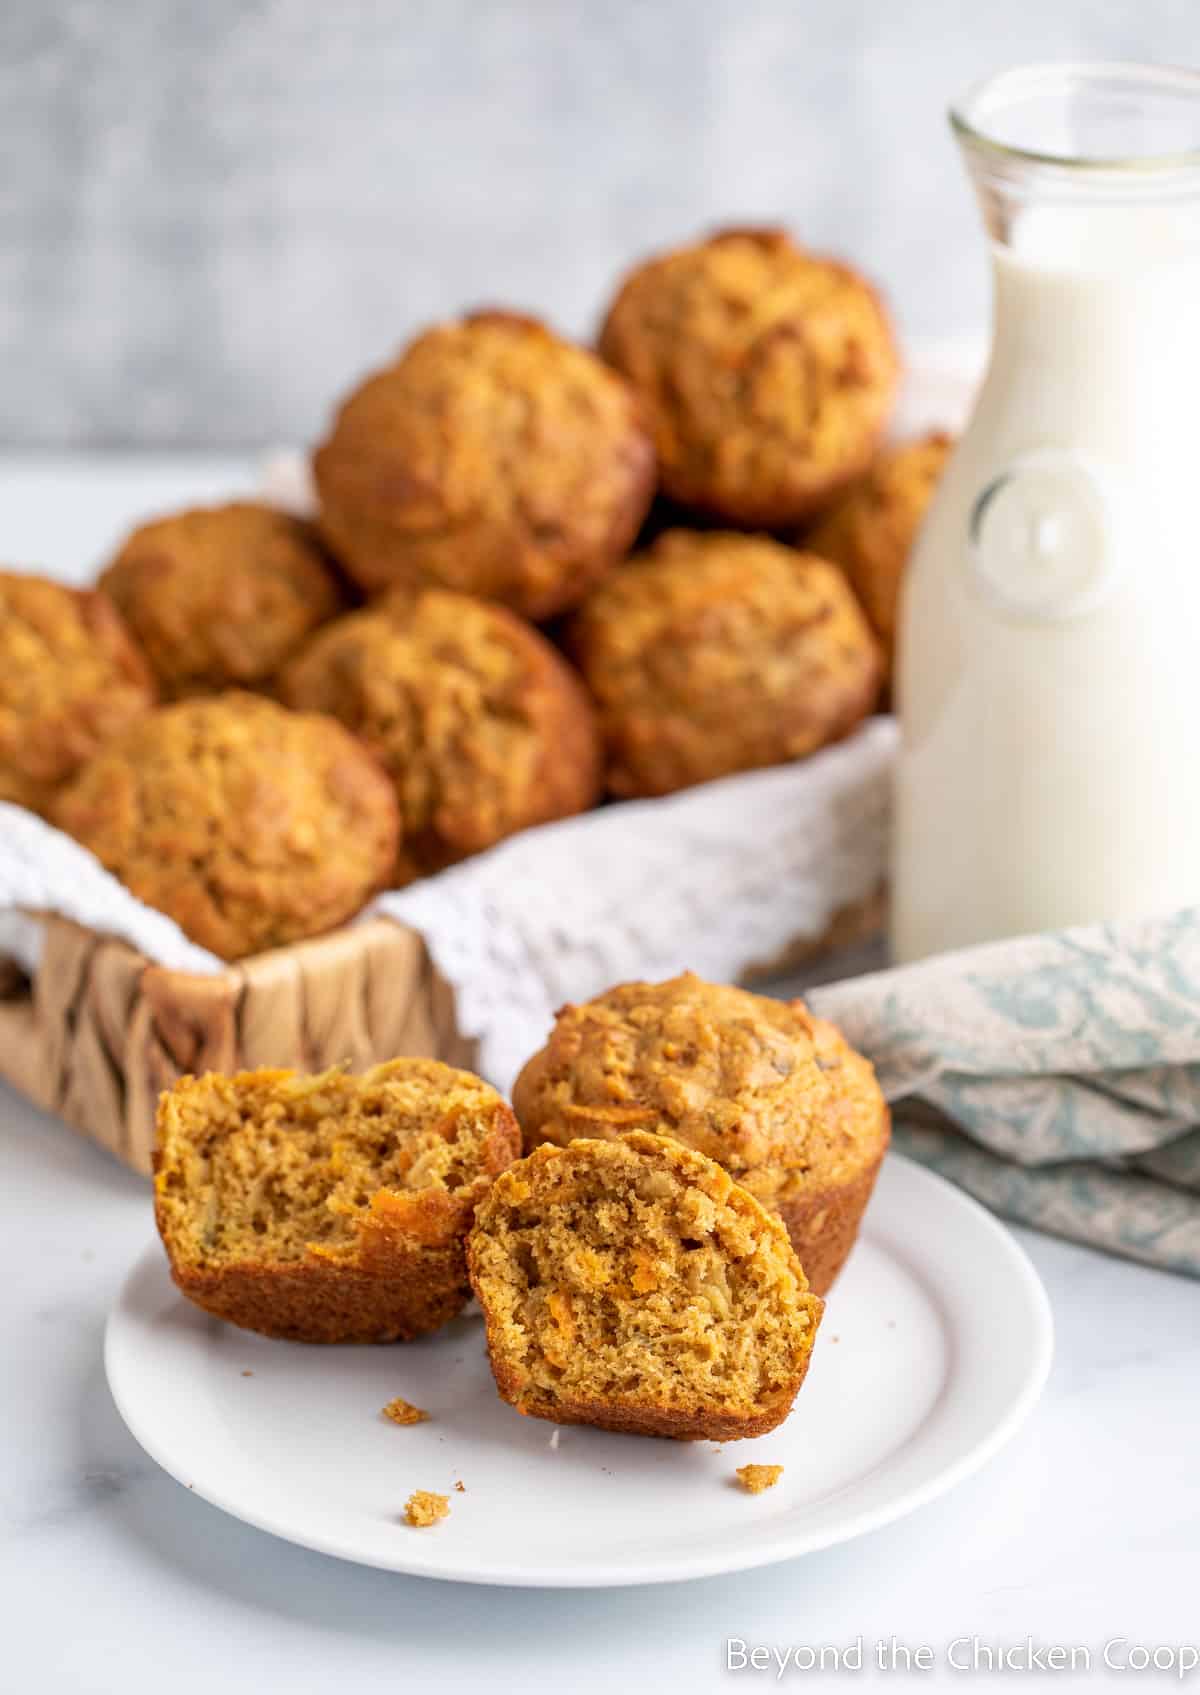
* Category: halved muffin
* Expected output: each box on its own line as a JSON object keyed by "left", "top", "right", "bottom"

{"left": 468, "top": 1131, "right": 822, "bottom": 1440}
{"left": 155, "top": 1059, "right": 520, "bottom": 1342}
{"left": 513, "top": 973, "right": 890, "bottom": 1295}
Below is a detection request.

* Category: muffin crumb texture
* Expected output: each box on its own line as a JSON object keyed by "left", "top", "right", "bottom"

{"left": 514, "top": 973, "right": 890, "bottom": 1294}
{"left": 736, "top": 1463, "right": 784, "bottom": 1494}
{"left": 404, "top": 1490, "right": 450, "bottom": 1528}
{"left": 154, "top": 1058, "right": 520, "bottom": 1342}
{"left": 382, "top": 1396, "right": 429, "bottom": 1427}
{"left": 468, "top": 1131, "right": 822, "bottom": 1441}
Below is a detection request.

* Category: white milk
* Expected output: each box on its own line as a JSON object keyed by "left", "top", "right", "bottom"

{"left": 891, "top": 201, "right": 1200, "bottom": 960}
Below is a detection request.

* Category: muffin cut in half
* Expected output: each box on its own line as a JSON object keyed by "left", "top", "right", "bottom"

{"left": 514, "top": 973, "right": 890, "bottom": 1295}
{"left": 468, "top": 1131, "right": 822, "bottom": 1440}
{"left": 155, "top": 1059, "right": 520, "bottom": 1342}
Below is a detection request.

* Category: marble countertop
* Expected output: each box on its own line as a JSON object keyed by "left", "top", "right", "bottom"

{"left": 1, "top": 458, "right": 1198, "bottom": 1691}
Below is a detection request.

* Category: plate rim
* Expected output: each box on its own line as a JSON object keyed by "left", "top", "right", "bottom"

{"left": 104, "top": 1152, "right": 1054, "bottom": 1588}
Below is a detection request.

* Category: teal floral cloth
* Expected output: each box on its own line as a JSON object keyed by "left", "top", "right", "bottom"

{"left": 809, "top": 910, "right": 1200, "bottom": 1278}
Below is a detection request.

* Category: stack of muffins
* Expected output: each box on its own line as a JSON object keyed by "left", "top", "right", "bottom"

{"left": 2, "top": 225, "right": 951, "bottom": 961}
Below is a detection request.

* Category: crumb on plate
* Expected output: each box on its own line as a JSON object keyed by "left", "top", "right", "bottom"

{"left": 736, "top": 1464, "right": 784, "bottom": 1495}
{"left": 382, "top": 1395, "right": 429, "bottom": 1426}
{"left": 404, "top": 1489, "right": 450, "bottom": 1527}
{"left": 454, "top": 1480, "right": 465, "bottom": 1493}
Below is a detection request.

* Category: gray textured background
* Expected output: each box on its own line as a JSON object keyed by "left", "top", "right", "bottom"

{"left": 1, "top": 0, "right": 1194, "bottom": 448}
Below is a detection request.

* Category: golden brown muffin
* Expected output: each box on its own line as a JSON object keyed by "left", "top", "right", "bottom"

{"left": 468, "top": 1131, "right": 822, "bottom": 1440}
{"left": 599, "top": 227, "right": 900, "bottom": 525}
{"left": 154, "top": 1059, "right": 520, "bottom": 1343}
{"left": 280, "top": 588, "right": 600, "bottom": 883}
{"left": 513, "top": 973, "right": 890, "bottom": 1296}
{"left": 53, "top": 693, "right": 398, "bottom": 960}
{"left": 312, "top": 309, "right": 656, "bottom": 619}
{"left": 568, "top": 530, "right": 881, "bottom": 798}
{"left": 0, "top": 571, "right": 156, "bottom": 814}
{"left": 807, "top": 431, "right": 953, "bottom": 681}
{"left": 99, "top": 502, "right": 344, "bottom": 698}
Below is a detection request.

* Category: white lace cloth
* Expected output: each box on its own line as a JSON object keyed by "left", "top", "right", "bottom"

{"left": 0, "top": 719, "right": 897, "bottom": 1091}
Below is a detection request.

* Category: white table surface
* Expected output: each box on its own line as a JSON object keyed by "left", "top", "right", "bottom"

{"left": 1, "top": 458, "right": 1198, "bottom": 1692}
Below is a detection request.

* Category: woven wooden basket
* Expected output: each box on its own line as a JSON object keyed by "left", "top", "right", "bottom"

{"left": 0, "top": 914, "right": 475, "bottom": 1176}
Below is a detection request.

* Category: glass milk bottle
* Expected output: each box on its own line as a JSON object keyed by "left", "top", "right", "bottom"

{"left": 892, "top": 63, "right": 1200, "bottom": 962}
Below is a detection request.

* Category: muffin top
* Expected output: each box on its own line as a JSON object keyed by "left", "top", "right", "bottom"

{"left": 514, "top": 973, "right": 888, "bottom": 1206}
{"left": 808, "top": 430, "right": 953, "bottom": 676}
{"left": 53, "top": 693, "right": 398, "bottom": 960}
{"left": 99, "top": 502, "right": 343, "bottom": 697}
{"left": 568, "top": 529, "right": 881, "bottom": 797}
{"left": 599, "top": 227, "right": 900, "bottom": 525}
{"left": 0, "top": 571, "right": 157, "bottom": 813}
{"left": 280, "top": 588, "right": 600, "bottom": 883}
{"left": 312, "top": 310, "right": 656, "bottom": 619}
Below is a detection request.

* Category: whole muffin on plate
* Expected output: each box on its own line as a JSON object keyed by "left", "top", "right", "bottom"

{"left": 279, "top": 588, "right": 601, "bottom": 884}
{"left": 599, "top": 227, "right": 900, "bottom": 526}
{"left": 807, "top": 431, "right": 953, "bottom": 682}
{"left": 568, "top": 529, "right": 881, "bottom": 798}
{"left": 99, "top": 502, "right": 344, "bottom": 698}
{"left": 155, "top": 1058, "right": 521, "bottom": 1342}
{"left": 468, "top": 1130, "right": 822, "bottom": 1439}
{"left": 513, "top": 973, "right": 890, "bottom": 1295}
{"left": 0, "top": 571, "right": 157, "bottom": 814}
{"left": 312, "top": 309, "right": 656, "bottom": 619}
{"left": 52, "top": 693, "right": 398, "bottom": 960}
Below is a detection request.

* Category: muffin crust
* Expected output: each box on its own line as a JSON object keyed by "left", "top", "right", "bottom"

{"left": 53, "top": 693, "right": 398, "bottom": 959}
{"left": 599, "top": 227, "right": 899, "bottom": 525}
{"left": 568, "top": 530, "right": 881, "bottom": 797}
{"left": 313, "top": 310, "right": 656, "bottom": 619}
{"left": 100, "top": 502, "right": 343, "bottom": 697}
{"left": 0, "top": 571, "right": 156, "bottom": 813}
{"left": 469, "top": 1131, "right": 822, "bottom": 1439}
{"left": 514, "top": 973, "right": 890, "bottom": 1295}
{"left": 280, "top": 588, "right": 600, "bottom": 883}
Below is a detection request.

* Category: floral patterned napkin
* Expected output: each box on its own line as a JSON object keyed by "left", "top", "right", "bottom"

{"left": 810, "top": 908, "right": 1200, "bottom": 1278}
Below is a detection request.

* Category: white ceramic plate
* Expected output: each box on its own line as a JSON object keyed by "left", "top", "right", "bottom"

{"left": 105, "top": 1153, "right": 1052, "bottom": 1588}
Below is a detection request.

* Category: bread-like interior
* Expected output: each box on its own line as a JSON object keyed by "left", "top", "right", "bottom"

{"left": 470, "top": 1132, "right": 819, "bottom": 1428}
{"left": 156, "top": 1059, "right": 512, "bottom": 1270}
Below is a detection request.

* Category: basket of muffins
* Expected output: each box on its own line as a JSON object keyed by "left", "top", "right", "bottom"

{"left": 154, "top": 969, "right": 888, "bottom": 1451}
{"left": 0, "top": 225, "right": 949, "bottom": 1174}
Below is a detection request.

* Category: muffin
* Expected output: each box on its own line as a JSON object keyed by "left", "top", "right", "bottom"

{"left": 807, "top": 431, "right": 953, "bottom": 681}
{"left": 312, "top": 309, "right": 656, "bottom": 619}
{"left": 568, "top": 530, "right": 881, "bottom": 797}
{"left": 155, "top": 1058, "right": 521, "bottom": 1342}
{"left": 280, "top": 588, "right": 600, "bottom": 883}
{"left": 53, "top": 693, "right": 398, "bottom": 960}
{"left": 99, "top": 502, "right": 344, "bottom": 698}
{"left": 0, "top": 571, "right": 156, "bottom": 813}
{"left": 599, "top": 227, "right": 900, "bottom": 525}
{"left": 468, "top": 1130, "right": 822, "bottom": 1439}
{"left": 513, "top": 973, "right": 890, "bottom": 1295}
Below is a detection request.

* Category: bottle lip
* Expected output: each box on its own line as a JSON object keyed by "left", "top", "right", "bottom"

{"left": 951, "top": 61, "right": 1200, "bottom": 178}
